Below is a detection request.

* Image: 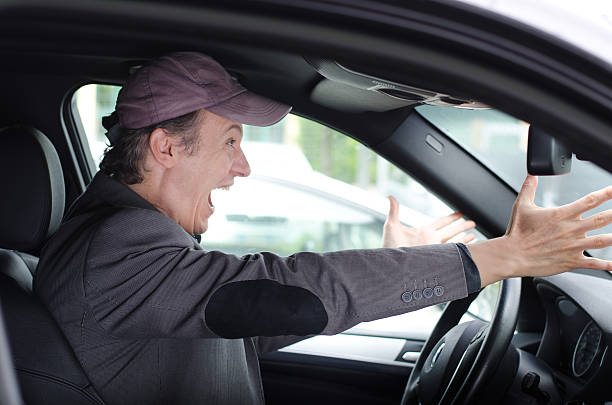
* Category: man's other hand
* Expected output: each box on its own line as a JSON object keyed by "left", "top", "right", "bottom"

{"left": 382, "top": 195, "right": 476, "bottom": 248}
{"left": 469, "top": 175, "right": 612, "bottom": 287}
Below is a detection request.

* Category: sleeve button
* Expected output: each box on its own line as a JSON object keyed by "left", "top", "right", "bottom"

{"left": 401, "top": 291, "right": 413, "bottom": 303}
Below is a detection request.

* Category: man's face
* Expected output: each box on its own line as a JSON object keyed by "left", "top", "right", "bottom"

{"left": 171, "top": 110, "right": 250, "bottom": 235}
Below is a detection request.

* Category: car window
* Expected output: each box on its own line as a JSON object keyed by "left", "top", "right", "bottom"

{"left": 73, "top": 84, "right": 120, "bottom": 168}
{"left": 71, "top": 83, "right": 496, "bottom": 344}
{"left": 417, "top": 105, "right": 612, "bottom": 263}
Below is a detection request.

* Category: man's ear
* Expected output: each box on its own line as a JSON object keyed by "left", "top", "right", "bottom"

{"left": 149, "top": 128, "right": 177, "bottom": 168}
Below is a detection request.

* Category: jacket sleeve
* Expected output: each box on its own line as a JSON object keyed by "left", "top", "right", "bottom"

{"left": 253, "top": 244, "right": 481, "bottom": 354}
{"left": 84, "top": 208, "right": 469, "bottom": 340}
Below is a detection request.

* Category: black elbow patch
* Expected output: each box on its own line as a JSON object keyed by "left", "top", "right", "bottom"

{"left": 205, "top": 280, "right": 328, "bottom": 339}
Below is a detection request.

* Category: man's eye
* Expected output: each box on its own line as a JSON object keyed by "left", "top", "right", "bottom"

{"left": 226, "top": 139, "right": 236, "bottom": 148}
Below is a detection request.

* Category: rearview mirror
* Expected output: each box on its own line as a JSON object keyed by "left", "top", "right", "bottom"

{"left": 527, "top": 126, "right": 572, "bottom": 175}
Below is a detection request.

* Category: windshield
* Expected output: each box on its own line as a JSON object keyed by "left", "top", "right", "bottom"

{"left": 416, "top": 105, "right": 612, "bottom": 262}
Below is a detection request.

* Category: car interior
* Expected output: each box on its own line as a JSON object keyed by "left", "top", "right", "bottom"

{"left": 1, "top": 1, "right": 612, "bottom": 404}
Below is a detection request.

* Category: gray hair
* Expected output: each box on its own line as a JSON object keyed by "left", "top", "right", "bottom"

{"left": 99, "top": 110, "right": 202, "bottom": 184}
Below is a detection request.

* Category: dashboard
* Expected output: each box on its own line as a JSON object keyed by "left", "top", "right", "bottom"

{"left": 533, "top": 271, "right": 612, "bottom": 403}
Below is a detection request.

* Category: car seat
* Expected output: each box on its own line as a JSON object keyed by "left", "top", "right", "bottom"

{"left": 0, "top": 126, "right": 104, "bottom": 404}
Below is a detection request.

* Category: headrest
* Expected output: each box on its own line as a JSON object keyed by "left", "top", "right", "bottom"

{"left": 0, "top": 126, "right": 65, "bottom": 252}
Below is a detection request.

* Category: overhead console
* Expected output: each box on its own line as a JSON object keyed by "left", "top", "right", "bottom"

{"left": 305, "top": 57, "right": 488, "bottom": 113}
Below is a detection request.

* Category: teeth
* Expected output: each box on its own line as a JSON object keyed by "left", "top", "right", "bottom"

{"left": 218, "top": 186, "right": 230, "bottom": 191}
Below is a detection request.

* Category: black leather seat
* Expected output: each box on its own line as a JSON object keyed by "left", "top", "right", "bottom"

{"left": 0, "top": 126, "right": 104, "bottom": 404}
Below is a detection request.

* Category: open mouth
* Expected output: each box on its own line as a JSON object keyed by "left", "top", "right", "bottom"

{"left": 208, "top": 185, "right": 232, "bottom": 210}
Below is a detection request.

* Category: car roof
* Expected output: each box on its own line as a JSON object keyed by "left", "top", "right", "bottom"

{"left": 458, "top": 0, "right": 612, "bottom": 68}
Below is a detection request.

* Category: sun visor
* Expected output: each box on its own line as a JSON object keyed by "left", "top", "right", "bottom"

{"left": 306, "top": 57, "right": 488, "bottom": 112}
{"left": 311, "top": 79, "right": 412, "bottom": 113}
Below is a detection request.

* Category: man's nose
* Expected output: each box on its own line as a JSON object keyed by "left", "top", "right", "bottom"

{"left": 232, "top": 149, "right": 251, "bottom": 177}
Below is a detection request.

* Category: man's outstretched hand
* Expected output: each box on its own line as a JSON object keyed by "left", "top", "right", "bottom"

{"left": 468, "top": 175, "right": 612, "bottom": 287}
{"left": 382, "top": 195, "right": 476, "bottom": 248}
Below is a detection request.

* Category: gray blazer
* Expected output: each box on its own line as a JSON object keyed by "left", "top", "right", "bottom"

{"left": 35, "top": 172, "right": 473, "bottom": 405}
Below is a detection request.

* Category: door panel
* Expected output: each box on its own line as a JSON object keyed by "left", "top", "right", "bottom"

{"left": 260, "top": 350, "right": 414, "bottom": 405}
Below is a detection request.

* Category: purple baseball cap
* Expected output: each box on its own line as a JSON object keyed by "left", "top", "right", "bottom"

{"left": 114, "top": 52, "right": 292, "bottom": 130}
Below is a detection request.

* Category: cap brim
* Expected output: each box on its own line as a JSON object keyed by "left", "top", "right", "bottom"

{"left": 206, "top": 90, "right": 292, "bottom": 127}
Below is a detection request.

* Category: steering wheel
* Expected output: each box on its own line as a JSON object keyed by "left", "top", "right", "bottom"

{"left": 401, "top": 277, "right": 521, "bottom": 405}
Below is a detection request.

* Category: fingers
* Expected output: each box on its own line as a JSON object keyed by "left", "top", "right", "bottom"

{"left": 386, "top": 195, "right": 399, "bottom": 224}
{"left": 560, "top": 186, "right": 612, "bottom": 218}
{"left": 429, "top": 211, "right": 463, "bottom": 230}
{"left": 576, "top": 209, "right": 612, "bottom": 232}
{"left": 439, "top": 220, "right": 476, "bottom": 242}
{"left": 516, "top": 175, "right": 538, "bottom": 207}
{"left": 456, "top": 233, "right": 476, "bottom": 244}
{"left": 579, "top": 257, "right": 612, "bottom": 271}
{"left": 579, "top": 234, "right": 612, "bottom": 250}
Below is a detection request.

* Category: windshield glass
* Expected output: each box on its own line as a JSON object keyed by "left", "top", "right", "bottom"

{"left": 416, "top": 105, "right": 612, "bottom": 261}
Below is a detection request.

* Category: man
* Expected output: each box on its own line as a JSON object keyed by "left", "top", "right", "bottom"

{"left": 35, "top": 52, "right": 612, "bottom": 404}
